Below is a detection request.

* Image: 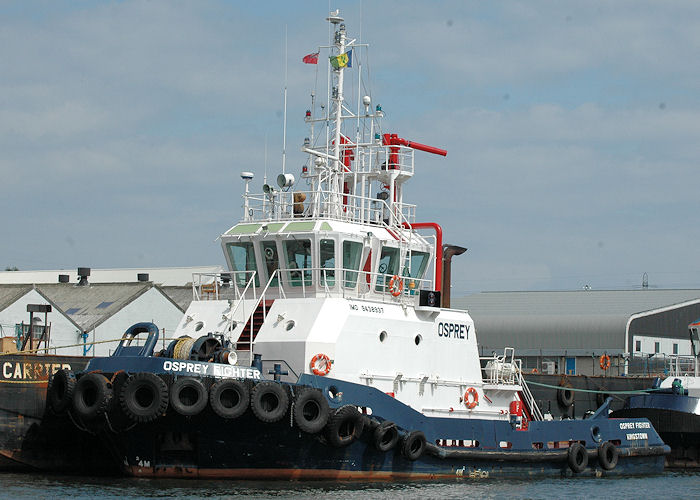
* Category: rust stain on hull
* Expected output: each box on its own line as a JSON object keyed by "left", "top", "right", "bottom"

{"left": 130, "top": 466, "right": 452, "bottom": 481}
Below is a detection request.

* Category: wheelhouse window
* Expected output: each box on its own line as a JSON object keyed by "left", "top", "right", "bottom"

{"left": 225, "top": 242, "right": 259, "bottom": 287}
{"left": 320, "top": 239, "right": 335, "bottom": 287}
{"left": 376, "top": 246, "right": 400, "bottom": 292}
{"left": 284, "top": 239, "right": 312, "bottom": 287}
{"left": 342, "top": 240, "right": 363, "bottom": 288}
{"left": 261, "top": 241, "right": 280, "bottom": 287}
{"left": 406, "top": 250, "right": 430, "bottom": 284}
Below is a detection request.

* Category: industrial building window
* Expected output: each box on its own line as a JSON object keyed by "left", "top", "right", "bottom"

{"left": 673, "top": 343, "right": 678, "bottom": 355}
{"left": 654, "top": 342, "right": 660, "bottom": 354}
{"left": 635, "top": 340, "right": 641, "bottom": 352}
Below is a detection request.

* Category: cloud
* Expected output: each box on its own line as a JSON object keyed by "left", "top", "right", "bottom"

{"left": 1, "top": 1, "right": 699, "bottom": 292}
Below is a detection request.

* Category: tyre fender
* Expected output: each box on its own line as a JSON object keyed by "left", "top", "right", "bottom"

{"left": 293, "top": 388, "right": 330, "bottom": 434}
{"left": 557, "top": 384, "right": 575, "bottom": 408}
{"left": 598, "top": 441, "right": 619, "bottom": 470}
{"left": 401, "top": 430, "right": 426, "bottom": 461}
{"left": 48, "top": 369, "right": 76, "bottom": 415}
{"left": 209, "top": 379, "right": 249, "bottom": 419}
{"left": 250, "top": 381, "right": 289, "bottom": 423}
{"left": 170, "top": 377, "right": 208, "bottom": 416}
{"left": 120, "top": 372, "right": 169, "bottom": 423}
{"left": 567, "top": 442, "right": 588, "bottom": 473}
{"left": 325, "top": 405, "right": 364, "bottom": 447}
{"left": 373, "top": 421, "right": 399, "bottom": 453}
{"left": 72, "top": 372, "right": 112, "bottom": 420}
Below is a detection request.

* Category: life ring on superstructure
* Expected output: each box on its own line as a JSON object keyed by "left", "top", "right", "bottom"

{"left": 464, "top": 387, "right": 479, "bottom": 410}
{"left": 310, "top": 353, "right": 332, "bottom": 376}
{"left": 388, "top": 275, "right": 403, "bottom": 297}
{"left": 599, "top": 354, "right": 611, "bottom": 370}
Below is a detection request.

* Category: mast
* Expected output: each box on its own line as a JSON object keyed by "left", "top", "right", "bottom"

{"left": 328, "top": 11, "right": 345, "bottom": 217}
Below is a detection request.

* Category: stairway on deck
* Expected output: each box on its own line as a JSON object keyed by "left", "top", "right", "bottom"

{"left": 236, "top": 300, "right": 274, "bottom": 350}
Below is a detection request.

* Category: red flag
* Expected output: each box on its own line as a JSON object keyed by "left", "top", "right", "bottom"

{"left": 302, "top": 52, "right": 319, "bottom": 64}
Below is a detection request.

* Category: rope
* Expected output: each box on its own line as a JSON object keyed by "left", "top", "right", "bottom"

{"left": 0, "top": 336, "right": 184, "bottom": 357}
{"left": 525, "top": 380, "right": 663, "bottom": 395}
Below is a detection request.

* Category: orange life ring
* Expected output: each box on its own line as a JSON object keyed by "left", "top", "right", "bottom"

{"left": 388, "top": 275, "right": 403, "bottom": 297}
{"left": 531, "top": 368, "right": 539, "bottom": 374}
{"left": 310, "top": 353, "right": 332, "bottom": 376}
{"left": 464, "top": 387, "right": 479, "bottom": 410}
{"left": 599, "top": 354, "right": 611, "bottom": 371}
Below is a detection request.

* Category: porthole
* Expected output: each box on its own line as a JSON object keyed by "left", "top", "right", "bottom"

{"left": 285, "top": 320, "right": 296, "bottom": 331}
{"left": 379, "top": 331, "right": 387, "bottom": 342}
{"left": 194, "top": 321, "right": 205, "bottom": 332}
{"left": 414, "top": 334, "right": 422, "bottom": 346}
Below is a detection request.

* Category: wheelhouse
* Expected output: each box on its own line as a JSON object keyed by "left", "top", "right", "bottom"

{"left": 220, "top": 219, "right": 434, "bottom": 300}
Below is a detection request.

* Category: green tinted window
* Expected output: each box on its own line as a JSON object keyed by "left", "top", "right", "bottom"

{"left": 261, "top": 241, "right": 280, "bottom": 287}
{"left": 376, "top": 246, "right": 400, "bottom": 291}
{"left": 342, "top": 241, "right": 363, "bottom": 288}
{"left": 226, "top": 242, "right": 259, "bottom": 287}
{"left": 407, "top": 251, "right": 430, "bottom": 279}
{"left": 284, "top": 239, "right": 312, "bottom": 287}
{"left": 320, "top": 239, "right": 335, "bottom": 286}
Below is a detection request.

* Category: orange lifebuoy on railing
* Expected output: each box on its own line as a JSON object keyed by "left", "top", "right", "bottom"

{"left": 599, "top": 354, "right": 611, "bottom": 370}
{"left": 310, "top": 353, "right": 332, "bottom": 376}
{"left": 388, "top": 275, "right": 403, "bottom": 297}
{"left": 464, "top": 387, "right": 479, "bottom": 410}
{"left": 531, "top": 368, "right": 539, "bottom": 374}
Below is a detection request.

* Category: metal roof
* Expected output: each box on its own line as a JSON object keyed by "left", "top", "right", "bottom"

{"left": 0, "top": 284, "right": 32, "bottom": 311}
{"left": 36, "top": 283, "right": 153, "bottom": 332}
{"left": 160, "top": 286, "right": 195, "bottom": 312}
{"left": 0, "top": 266, "right": 225, "bottom": 286}
{"left": 452, "top": 289, "right": 700, "bottom": 354}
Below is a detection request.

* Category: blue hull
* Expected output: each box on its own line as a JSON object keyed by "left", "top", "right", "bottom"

{"left": 111, "top": 411, "right": 665, "bottom": 479}
{"left": 76, "top": 358, "right": 668, "bottom": 479}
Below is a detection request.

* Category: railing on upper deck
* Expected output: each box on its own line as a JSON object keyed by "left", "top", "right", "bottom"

{"left": 480, "top": 347, "right": 544, "bottom": 421}
{"left": 667, "top": 354, "right": 699, "bottom": 377}
{"left": 193, "top": 267, "right": 433, "bottom": 305}
{"left": 243, "top": 189, "right": 416, "bottom": 229}
{"left": 191, "top": 268, "right": 433, "bottom": 367}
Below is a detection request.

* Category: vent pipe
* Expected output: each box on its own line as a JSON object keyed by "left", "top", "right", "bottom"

{"left": 441, "top": 244, "right": 467, "bottom": 308}
{"left": 77, "top": 267, "right": 90, "bottom": 286}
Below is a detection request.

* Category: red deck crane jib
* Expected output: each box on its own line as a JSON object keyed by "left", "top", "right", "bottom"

{"left": 382, "top": 133, "right": 447, "bottom": 169}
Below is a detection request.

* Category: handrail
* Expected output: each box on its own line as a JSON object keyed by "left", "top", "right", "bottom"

{"left": 193, "top": 267, "right": 432, "bottom": 305}
{"left": 242, "top": 188, "right": 417, "bottom": 230}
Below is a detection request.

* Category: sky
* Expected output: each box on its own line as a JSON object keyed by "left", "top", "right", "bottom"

{"left": 2, "top": 0, "right": 699, "bottom": 296}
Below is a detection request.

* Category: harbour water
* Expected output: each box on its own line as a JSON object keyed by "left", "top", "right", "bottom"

{"left": 1, "top": 471, "right": 698, "bottom": 499}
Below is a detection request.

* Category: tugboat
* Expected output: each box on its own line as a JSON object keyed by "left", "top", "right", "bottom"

{"left": 49, "top": 11, "right": 669, "bottom": 479}
{"left": 612, "top": 319, "right": 700, "bottom": 468}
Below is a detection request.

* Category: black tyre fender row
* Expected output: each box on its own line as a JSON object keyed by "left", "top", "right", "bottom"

{"left": 49, "top": 370, "right": 428, "bottom": 462}
{"left": 322, "top": 405, "right": 426, "bottom": 461}
{"left": 48, "top": 370, "right": 329, "bottom": 428}
{"left": 566, "top": 441, "right": 619, "bottom": 473}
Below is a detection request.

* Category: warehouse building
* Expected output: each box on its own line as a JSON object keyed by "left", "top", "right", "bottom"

{"left": 0, "top": 279, "right": 184, "bottom": 357}
{"left": 452, "top": 289, "right": 700, "bottom": 376}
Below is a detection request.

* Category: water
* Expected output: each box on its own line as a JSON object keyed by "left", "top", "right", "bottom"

{"left": 1, "top": 471, "right": 698, "bottom": 500}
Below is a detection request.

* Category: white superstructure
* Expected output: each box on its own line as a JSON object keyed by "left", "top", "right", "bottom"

{"left": 172, "top": 11, "right": 540, "bottom": 423}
